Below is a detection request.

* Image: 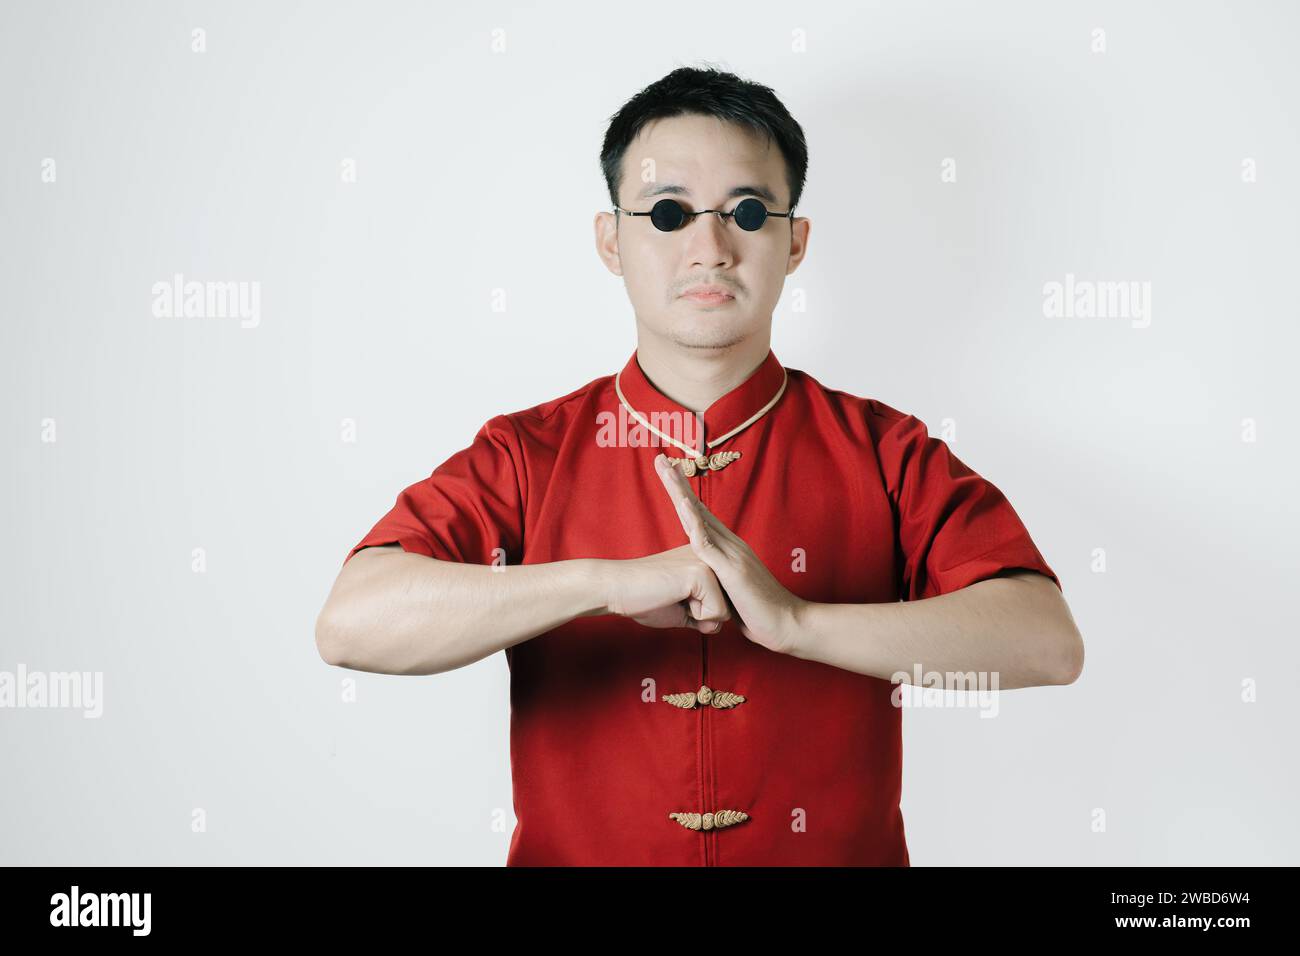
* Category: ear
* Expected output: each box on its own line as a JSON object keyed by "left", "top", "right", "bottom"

{"left": 785, "top": 215, "right": 810, "bottom": 275}
{"left": 594, "top": 210, "right": 624, "bottom": 277}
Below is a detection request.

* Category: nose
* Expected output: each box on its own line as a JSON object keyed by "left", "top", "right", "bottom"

{"left": 684, "top": 210, "right": 734, "bottom": 271}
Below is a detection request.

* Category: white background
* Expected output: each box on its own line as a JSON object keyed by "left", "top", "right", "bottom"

{"left": 1, "top": 0, "right": 1295, "bottom": 864}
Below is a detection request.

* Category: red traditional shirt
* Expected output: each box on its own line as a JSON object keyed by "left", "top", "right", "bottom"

{"left": 343, "top": 347, "right": 1060, "bottom": 866}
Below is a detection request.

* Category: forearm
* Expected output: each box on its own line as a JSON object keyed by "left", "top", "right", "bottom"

{"left": 785, "top": 573, "right": 1083, "bottom": 690}
{"left": 316, "top": 551, "right": 608, "bottom": 676}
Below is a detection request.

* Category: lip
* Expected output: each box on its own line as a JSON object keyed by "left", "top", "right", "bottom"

{"left": 681, "top": 287, "right": 736, "bottom": 304}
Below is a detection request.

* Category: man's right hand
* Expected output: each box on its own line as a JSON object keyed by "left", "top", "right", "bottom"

{"left": 595, "top": 544, "right": 732, "bottom": 633}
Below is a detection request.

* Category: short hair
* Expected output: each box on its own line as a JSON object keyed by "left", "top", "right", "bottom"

{"left": 600, "top": 65, "right": 808, "bottom": 214}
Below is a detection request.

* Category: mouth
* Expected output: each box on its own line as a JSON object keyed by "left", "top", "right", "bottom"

{"left": 681, "top": 288, "right": 736, "bottom": 306}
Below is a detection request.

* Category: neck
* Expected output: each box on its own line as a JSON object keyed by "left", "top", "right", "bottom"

{"left": 633, "top": 330, "right": 772, "bottom": 415}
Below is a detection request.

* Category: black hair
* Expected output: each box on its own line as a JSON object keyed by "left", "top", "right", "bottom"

{"left": 600, "top": 64, "right": 808, "bottom": 214}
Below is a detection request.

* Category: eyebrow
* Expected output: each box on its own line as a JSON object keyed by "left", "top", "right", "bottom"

{"left": 636, "top": 182, "right": 780, "bottom": 205}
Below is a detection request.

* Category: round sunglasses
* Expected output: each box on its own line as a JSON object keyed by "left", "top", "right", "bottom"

{"left": 614, "top": 197, "right": 793, "bottom": 233}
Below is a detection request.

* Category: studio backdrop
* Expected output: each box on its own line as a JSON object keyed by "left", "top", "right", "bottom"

{"left": 1, "top": 0, "right": 1295, "bottom": 865}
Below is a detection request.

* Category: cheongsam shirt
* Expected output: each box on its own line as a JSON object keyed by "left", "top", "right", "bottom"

{"left": 343, "top": 348, "right": 1060, "bottom": 866}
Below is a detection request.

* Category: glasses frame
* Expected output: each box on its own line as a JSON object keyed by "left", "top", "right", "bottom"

{"left": 613, "top": 196, "right": 795, "bottom": 233}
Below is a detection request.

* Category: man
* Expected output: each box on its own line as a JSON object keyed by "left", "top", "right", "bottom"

{"left": 315, "top": 66, "right": 1084, "bottom": 866}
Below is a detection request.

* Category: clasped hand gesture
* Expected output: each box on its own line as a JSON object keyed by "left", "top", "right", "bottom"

{"left": 602, "top": 452, "right": 804, "bottom": 654}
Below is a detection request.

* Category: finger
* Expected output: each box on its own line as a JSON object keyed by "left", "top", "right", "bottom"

{"left": 689, "top": 558, "right": 731, "bottom": 626}
{"left": 654, "top": 453, "right": 701, "bottom": 510}
{"left": 655, "top": 455, "right": 741, "bottom": 546}
{"left": 691, "top": 498, "right": 737, "bottom": 543}
{"left": 654, "top": 452, "right": 721, "bottom": 523}
{"left": 688, "top": 595, "right": 730, "bottom": 634}
{"left": 677, "top": 498, "right": 722, "bottom": 558}
{"left": 679, "top": 603, "right": 730, "bottom": 633}
{"left": 679, "top": 498, "right": 744, "bottom": 569}
{"left": 674, "top": 598, "right": 720, "bottom": 633}
{"left": 683, "top": 491, "right": 743, "bottom": 546}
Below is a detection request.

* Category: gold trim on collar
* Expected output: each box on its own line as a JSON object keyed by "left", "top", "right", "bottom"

{"left": 614, "top": 365, "right": 787, "bottom": 475}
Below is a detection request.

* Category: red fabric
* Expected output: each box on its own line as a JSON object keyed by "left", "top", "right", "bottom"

{"left": 345, "top": 349, "right": 1059, "bottom": 866}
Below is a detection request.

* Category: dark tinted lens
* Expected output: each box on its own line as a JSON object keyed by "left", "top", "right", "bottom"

{"left": 733, "top": 197, "right": 768, "bottom": 231}
{"left": 650, "top": 199, "right": 686, "bottom": 231}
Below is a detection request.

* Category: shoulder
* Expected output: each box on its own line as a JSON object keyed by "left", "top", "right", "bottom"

{"left": 782, "top": 364, "right": 923, "bottom": 443}
{"left": 482, "top": 371, "right": 613, "bottom": 444}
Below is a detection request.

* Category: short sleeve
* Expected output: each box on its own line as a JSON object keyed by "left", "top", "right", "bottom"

{"left": 343, "top": 414, "right": 526, "bottom": 568}
{"left": 874, "top": 410, "right": 1060, "bottom": 601}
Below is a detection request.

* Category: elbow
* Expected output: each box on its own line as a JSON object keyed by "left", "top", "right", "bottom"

{"left": 1047, "top": 625, "right": 1084, "bottom": 685}
{"left": 315, "top": 607, "right": 351, "bottom": 668}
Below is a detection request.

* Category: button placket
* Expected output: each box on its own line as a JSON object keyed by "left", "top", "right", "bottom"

{"left": 660, "top": 459, "right": 755, "bottom": 861}
{"left": 621, "top": 365, "right": 786, "bottom": 860}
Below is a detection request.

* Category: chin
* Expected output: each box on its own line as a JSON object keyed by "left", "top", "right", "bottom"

{"left": 664, "top": 321, "right": 753, "bottom": 350}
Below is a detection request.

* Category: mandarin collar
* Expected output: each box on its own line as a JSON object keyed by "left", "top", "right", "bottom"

{"left": 614, "top": 347, "right": 788, "bottom": 455}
